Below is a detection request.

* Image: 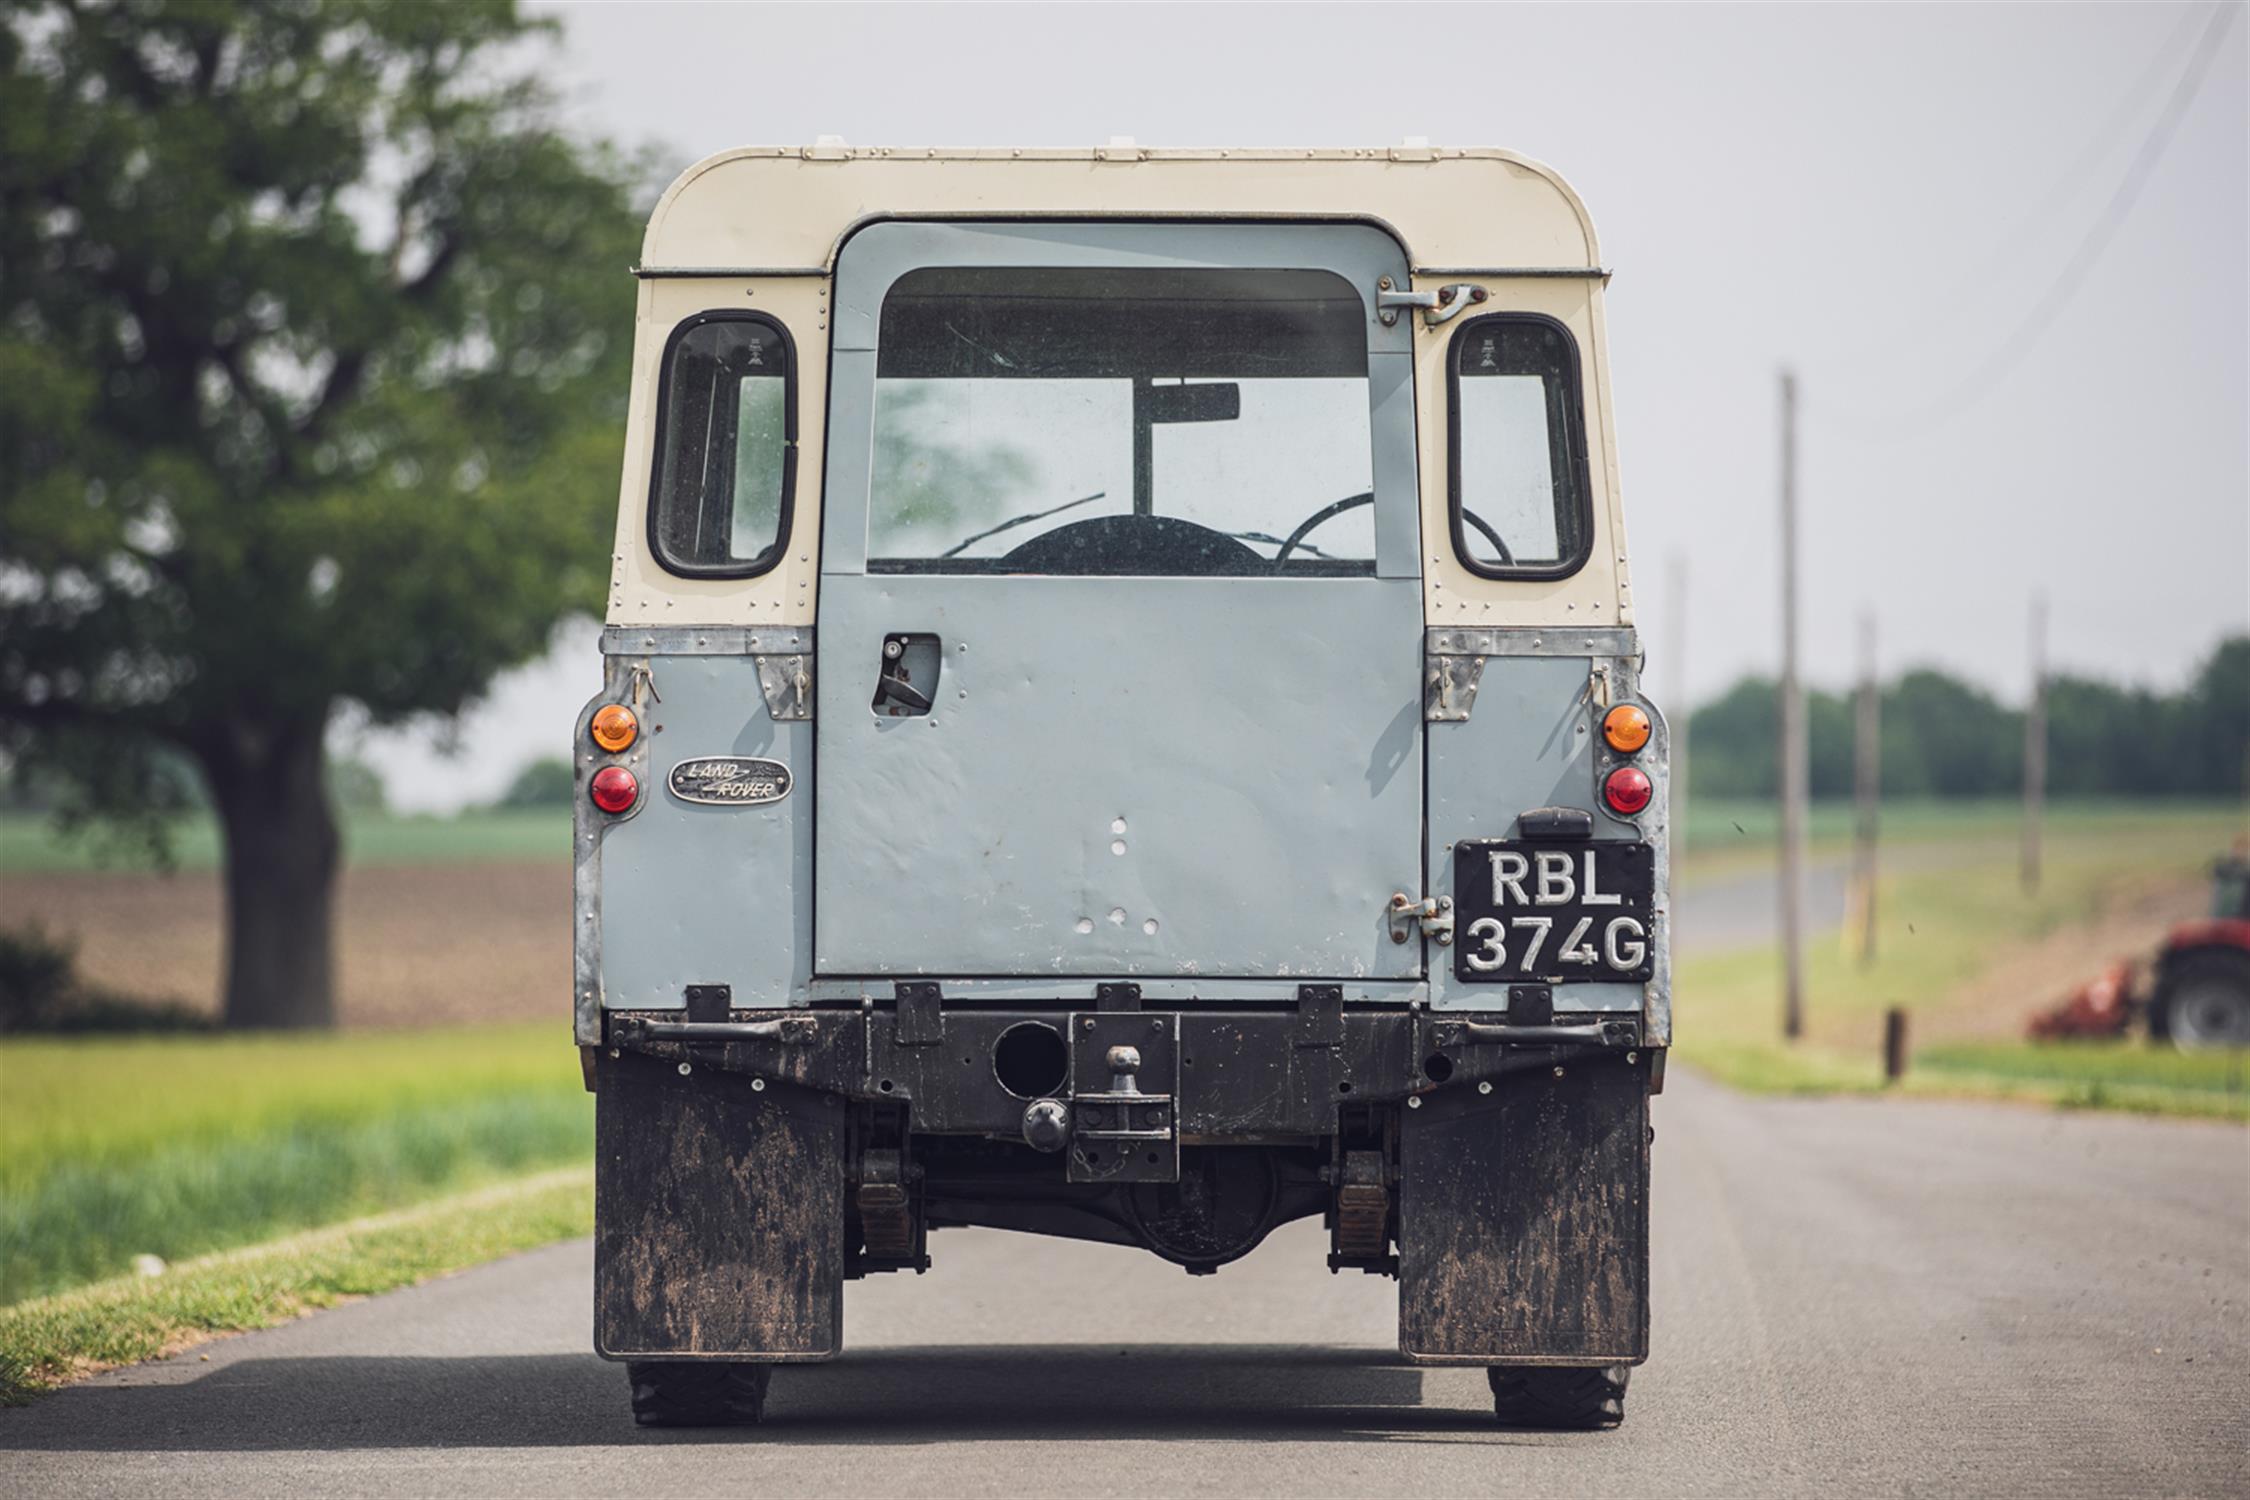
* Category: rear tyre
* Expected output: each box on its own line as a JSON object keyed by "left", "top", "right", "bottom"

{"left": 2152, "top": 950, "right": 2250, "bottom": 1050}
{"left": 1486, "top": 1365, "right": 1630, "bottom": 1430}
{"left": 627, "top": 1361, "right": 771, "bottom": 1427}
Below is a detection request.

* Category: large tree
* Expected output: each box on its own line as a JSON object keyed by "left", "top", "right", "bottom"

{"left": 1, "top": 1, "right": 644, "bottom": 1026}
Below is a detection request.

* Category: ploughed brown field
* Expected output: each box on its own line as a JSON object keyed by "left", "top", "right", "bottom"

{"left": 0, "top": 863, "right": 568, "bottom": 1027}
{"left": 1, "top": 809, "right": 2217, "bottom": 1036}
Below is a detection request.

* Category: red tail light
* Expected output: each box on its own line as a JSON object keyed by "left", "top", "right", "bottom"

{"left": 1603, "top": 766, "right": 1652, "bottom": 816}
{"left": 589, "top": 766, "right": 639, "bottom": 814}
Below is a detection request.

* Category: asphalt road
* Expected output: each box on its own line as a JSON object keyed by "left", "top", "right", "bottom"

{"left": 1671, "top": 853, "right": 1851, "bottom": 955}
{"left": 5, "top": 1065, "right": 2244, "bottom": 1497}
{"left": 7, "top": 860, "right": 2242, "bottom": 1495}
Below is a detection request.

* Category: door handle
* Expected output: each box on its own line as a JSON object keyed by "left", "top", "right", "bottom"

{"left": 874, "top": 672, "right": 931, "bottom": 713}
{"left": 872, "top": 633, "right": 939, "bottom": 717}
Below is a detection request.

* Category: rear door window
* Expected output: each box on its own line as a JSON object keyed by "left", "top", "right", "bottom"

{"left": 649, "top": 312, "right": 795, "bottom": 577}
{"left": 1449, "top": 314, "right": 1592, "bottom": 579}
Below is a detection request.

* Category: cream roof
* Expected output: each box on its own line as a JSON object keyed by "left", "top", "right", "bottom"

{"left": 639, "top": 146, "right": 1603, "bottom": 273}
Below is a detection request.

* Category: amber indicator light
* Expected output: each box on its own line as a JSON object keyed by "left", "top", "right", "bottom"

{"left": 589, "top": 703, "right": 638, "bottom": 753}
{"left": 1602, "top": 703, "right": 1651, "bottom": 755}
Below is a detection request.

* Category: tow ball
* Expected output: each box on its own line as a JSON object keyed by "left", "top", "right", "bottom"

{"left": 1065, "top": 1022, "right": 1181, "bottom": 1184}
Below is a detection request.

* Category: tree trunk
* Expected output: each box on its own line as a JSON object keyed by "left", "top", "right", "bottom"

{"left": 201, "top": 715, "right": 341, "bottom": 1029}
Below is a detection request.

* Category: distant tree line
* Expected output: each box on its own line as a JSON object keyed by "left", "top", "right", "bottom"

{"left": 0, "top": 751, "right": 387, "bottom": 821}
{"left": 495, "top": 757, "right": 574, "bottom": 810}
{"left": 1686, "top": 635, "right": 2247, "bottom": 800}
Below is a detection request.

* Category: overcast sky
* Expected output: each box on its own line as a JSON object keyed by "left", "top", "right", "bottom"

{"left": 357, "top": 1, "right": 2248, "bottom": 811}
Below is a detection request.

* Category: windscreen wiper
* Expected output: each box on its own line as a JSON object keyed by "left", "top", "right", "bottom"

{"left": 1227, "top": 530, "right": 1337, "bottom": 560}
{"left": 937, "top": 491, "right": 1107, "bottom": 559}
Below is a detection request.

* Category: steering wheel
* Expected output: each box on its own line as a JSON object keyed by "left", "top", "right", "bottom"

{"left": 999, "top": 513, "right": 1267, "bottom": 575}
{"left": 1271, "top": 493, "right": 1513, "bottom": 566}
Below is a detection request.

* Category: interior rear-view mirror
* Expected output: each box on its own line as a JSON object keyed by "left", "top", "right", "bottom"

{"left": 1146, "top": 382, "right": 1240, "bottom": 424}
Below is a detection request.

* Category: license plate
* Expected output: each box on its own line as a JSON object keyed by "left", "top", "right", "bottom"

{"left": 1452, "top": 839, "right": 1655, "bottom": 983}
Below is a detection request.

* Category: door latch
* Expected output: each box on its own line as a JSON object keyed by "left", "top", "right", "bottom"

{"left": 1376, "top": 279, "right": 1489, "bottom": 328}
{"left": 872, "top": 633, "right": 939, "bottom": 717}
{"left": 1388, "top": 892, "right": 1455, "bottom": 946}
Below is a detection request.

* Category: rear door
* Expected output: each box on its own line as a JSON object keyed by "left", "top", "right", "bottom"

{"left": 815, "top": 222, "right": 1422, "bottom": 980}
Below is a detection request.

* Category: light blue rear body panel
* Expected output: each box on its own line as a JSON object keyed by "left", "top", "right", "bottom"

{"left": 595, "top": 654, "right": 812, "bottom": 1008}
{"left": 812, "top": 576, "right": 1424, "bottom": 979}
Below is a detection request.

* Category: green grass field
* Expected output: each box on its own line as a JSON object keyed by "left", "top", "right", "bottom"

{"left": 0, "top": 1023, "right": 591, "bottom": 1303}
{"left": 0, "top": 807, "right": 569, "bottom": 875}
{"left": 4, "top": 797, "right": 2228, "bottom": 878}
{"left": 1672, "top": 802, "right": 2249, "bottom": 1118}
{"left": 1674, "top": 796, "right": 2246, "bottom": 876}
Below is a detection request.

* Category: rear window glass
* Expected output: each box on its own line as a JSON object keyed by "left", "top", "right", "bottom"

{"left": 649, "top": 313, "right": 794, "bottom": 577}
{"left": 869, "top": 267, "right": 1375, "bottom": 576}
{"left": 1449, "top": 315, "right": 1592, "bottom": 578}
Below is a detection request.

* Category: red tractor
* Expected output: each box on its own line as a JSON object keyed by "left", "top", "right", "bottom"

{"left": 2032, "top": 854, "right": 2250, "bottom": 1049}
{"left": 2147, "top": 854, "right": 2250, "bottom": 1049}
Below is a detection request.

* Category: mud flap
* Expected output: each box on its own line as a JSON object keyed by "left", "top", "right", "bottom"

{"left": 595, "top": 1049, "right": 845, "bottom": 1360}
{"left": 1397, "top": 1052, "right": 1650, "bottom": 1364}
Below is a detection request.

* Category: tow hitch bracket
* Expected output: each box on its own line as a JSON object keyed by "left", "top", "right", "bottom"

{"left": 1068, "top": 1011, "right": 1180, "bottom": 1184}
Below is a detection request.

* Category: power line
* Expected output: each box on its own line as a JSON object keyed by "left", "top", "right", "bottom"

{"left": 1994, "top": 3, "right": 2214, "bottom": 270}
{"left": 1823, "top": 2, "right": 2210, "bottom": 369}
{"left": 1868, "top": 1, "right": 2240, "bottom": 435}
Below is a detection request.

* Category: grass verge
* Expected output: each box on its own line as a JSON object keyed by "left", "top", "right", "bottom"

{"left": 1674, "top": 797, "right": 2243, "bottom": 881}
{"left": 0, "top": 1166, "right": 592, "bottom": 1406}
{"left": 1673, "top": 809, "right": 2249, "bottom": 1119}
{"left": 1915, "top": 1039, "right": 2250, "bottom": 1117}
{"left": 1673, "top": 1034, "right": 2248, "bottom": 1119}
{"left": 2, "top": 1023, "right": 591, "bottom": 1301}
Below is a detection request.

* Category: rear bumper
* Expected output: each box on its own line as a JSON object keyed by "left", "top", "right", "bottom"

{"left": 599, "top": 999, "right": 1653, "bottom": 1142}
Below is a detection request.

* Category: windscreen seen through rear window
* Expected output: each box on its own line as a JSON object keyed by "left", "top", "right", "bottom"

{"left": 868, "top": 267, "right": 1375, "bottom": 576}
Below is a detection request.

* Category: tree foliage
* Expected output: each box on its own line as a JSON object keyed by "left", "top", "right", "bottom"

{"left": 0, "top": 0, "right": 649, "bottom": 1024}
{"left": 494, "top": 754, "right": 573, "bottom": 810}
{"left": 1685, "top": 636, "right": 2249, "bottom": 801}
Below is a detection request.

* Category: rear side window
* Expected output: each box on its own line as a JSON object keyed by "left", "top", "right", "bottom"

{"left": 649, "top": 312, "right": 795, "bottom": 577}
{"left": 1448, "top": 314, "right": 1592, "bottom": 579}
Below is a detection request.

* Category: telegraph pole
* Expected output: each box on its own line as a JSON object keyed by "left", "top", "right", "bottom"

{"left": 2022, "top": 592, "right": 2047, "bottom": 894}
{"left": 1851, "top": 611, "right": 1880, "bottom": 964}
{"left": 1778, "top": 371, "right": 1807, "bottom": 1041}
{"left": 1666, "top": 552, "right": 1689, "bottom": 856}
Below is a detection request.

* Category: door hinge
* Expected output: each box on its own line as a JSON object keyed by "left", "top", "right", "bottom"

{"left": 1388, "top": 892, "right": 1455, "bottom": 946}
{"left": 1426, "top": 653, "right": 1485, "bottom": 721}
{"left": 755, "top": 652, "right": 813, "bottom": 721}
{"left": 1376, "top": 278, "right": 1489, "bottom": 328}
